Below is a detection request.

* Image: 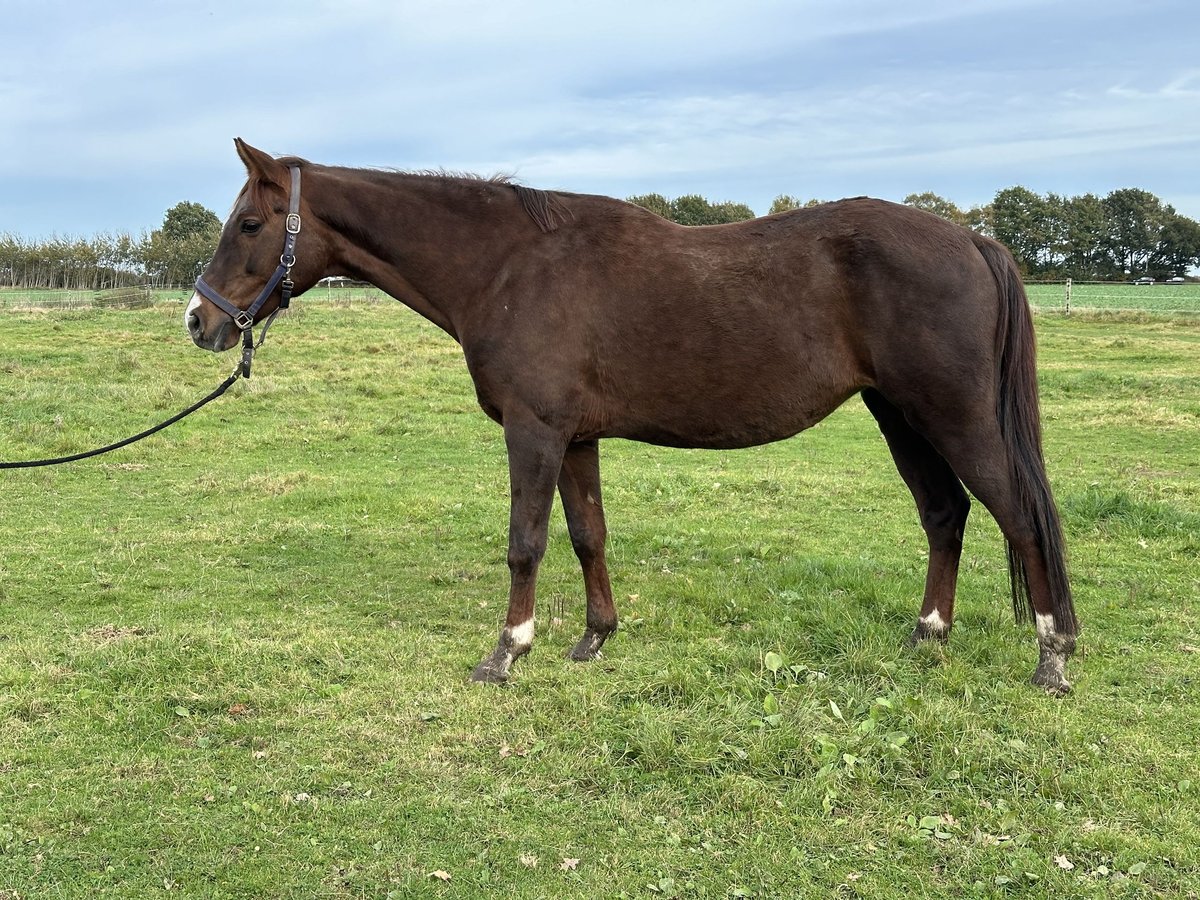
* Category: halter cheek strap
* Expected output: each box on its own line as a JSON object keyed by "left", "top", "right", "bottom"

{"left": 194, "top": 165, "right": 302, "bottom": 378}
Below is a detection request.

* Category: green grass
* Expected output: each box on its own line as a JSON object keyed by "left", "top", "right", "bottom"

{"left": 4, "top": 279, "right": 1200, "bottom": 316}
{"left": 1025, "top": 281, "right": 1200, "bottom": 316}
{"left": 2, "top": 303, "right": 1199, "bottom": 898}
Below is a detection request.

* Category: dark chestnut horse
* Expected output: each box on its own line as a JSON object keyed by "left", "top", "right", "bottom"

{"left": 188, "top": 139, "right": 1078, "bottom": 692}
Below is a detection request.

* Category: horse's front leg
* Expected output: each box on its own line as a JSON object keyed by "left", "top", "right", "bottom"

{"left": 470, "top": 413, "right": 568, "bottom": 684}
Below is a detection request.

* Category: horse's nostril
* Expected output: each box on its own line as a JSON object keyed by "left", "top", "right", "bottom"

{"left": 187, "top": 312, "right": 201, "bottom": 335}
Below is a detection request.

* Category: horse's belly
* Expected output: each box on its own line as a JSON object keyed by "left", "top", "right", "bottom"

{"left": 600, "top": 383, "right": 856, "bottom": 450}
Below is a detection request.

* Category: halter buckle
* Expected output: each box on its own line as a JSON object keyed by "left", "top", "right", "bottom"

{"left": 232, "top": 310, "right": 254, "bottom": 331}
{"left": 286, "top": 213, "right": 302, "bottom": 235}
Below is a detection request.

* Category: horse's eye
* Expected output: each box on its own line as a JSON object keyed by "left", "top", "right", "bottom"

{"left": 240, "top": 220, "right": 262, "bottom": 235}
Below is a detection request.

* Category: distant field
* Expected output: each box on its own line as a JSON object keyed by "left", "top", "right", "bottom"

{"left": 1024, "top": 281, "right": 1200, "bottom": 315}
{"left": 1, "top": 304, "right": 1199, "bottom": 898}
{"left": 2, "top": 280, "right": 1199, "bottom": 316}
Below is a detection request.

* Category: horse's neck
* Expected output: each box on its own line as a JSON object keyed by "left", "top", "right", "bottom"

{"left": 320, "top": 171, "right": 520, "bottom": 340}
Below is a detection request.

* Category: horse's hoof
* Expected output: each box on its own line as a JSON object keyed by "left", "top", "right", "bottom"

{"left": 470, "top": 665, "right": 508, "bottom": 685}
{"left": 565, "top": 628, "right": 609, "bottom": 662}
{"left": 906, "top": 620, "right": 950, "bottom": 647}
{"left": 566, "top": 644, "right": 602, "bottom": 662}
{"left": 1030, "top": 668, "right": 1071, "bottom": 696}
{"left": 470, "top": 654, "right": 510, "bottom": 685}
{"left": 1031, "top": 639, "right": 1072, "bottom": 695}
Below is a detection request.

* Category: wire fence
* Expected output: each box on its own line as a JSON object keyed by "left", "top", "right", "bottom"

{"left": 1024, "top": 280, "right": 1200, "bottom": 317}
{"left": 0, "top": 282, "right": 390, "bottom": 311}
{"left": 2, "top": 280, "right": 1199, "bottom": 317}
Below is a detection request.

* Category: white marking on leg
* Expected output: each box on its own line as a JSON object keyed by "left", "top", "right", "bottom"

{"left": 1036, "top": 613, "right": 1055, "bottom": 641}
{"left": 1029, "top": 613, "right": 1075, "bottom": 692}
{"left": 921, "top": 610, "right": 947, "bottom": 631}
{"left": 917, "top": 609, "right": 951, "bottom": 640}
{"left": 471, "top": 619, "right": 535, "bottom": 683}
{"left": 506, "top": 618, "right": 535, "bottom": 654}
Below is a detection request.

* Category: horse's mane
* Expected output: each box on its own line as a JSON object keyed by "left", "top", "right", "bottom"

{"left": 513, "top": 183, "right": 572, "bottom": 234}
{"left": 242, "top": 159, "right": 570, "bottom": 234}
{"left": 410, "top": 170, "right": 572, "bottom": 234}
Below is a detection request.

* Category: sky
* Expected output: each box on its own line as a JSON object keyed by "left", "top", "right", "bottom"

{"left": 2, "top": 0, "right": 1198, "bottom": 238}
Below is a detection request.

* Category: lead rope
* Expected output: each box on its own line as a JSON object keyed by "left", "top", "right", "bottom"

{"left": 3, "top": 167, "right": 301, "bottom": 470}
{"left": 1, "top": 363, "right": 243, "bottom": 469}
{"left": 0, "top": 310, "right": 289, "bottom": 469}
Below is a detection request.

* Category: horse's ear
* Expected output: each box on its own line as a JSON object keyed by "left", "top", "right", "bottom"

{"left": 234, "top": 138, "right": 287, "bottom": 188}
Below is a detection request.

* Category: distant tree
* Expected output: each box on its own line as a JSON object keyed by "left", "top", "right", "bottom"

{"left": 161, "top": 201, "right": 221, "bottom": 244}
{"left": 1061, "top": 193, "right": 1111, "bottom": 279}
{"left": 669, "top": 194, "right": 717, "bottom": 226}
{"left": 992, "top": 186, "right": 1056, "bottom": 274}
{"left": 1103, "top": 188, "right": 1166, "bottom": 276}
{"left": 1149, "top": 211, "right": 1200, "bottom": 277}
{"left": 963, "top": 204, "right": 994, "bottom": 237}
{"left": 626, "top": 193, "right": 673, "bottom": 220}
{"left": 629, "top": 194, "right": 756, "bottom": 226}
{"left": 769, "top": 195, "right": 801, "bottom": 214}
{"left": 143, "top": 201, "right": 221, "bottom": 285}
{"left": 769, "top": 195, "right": 823, "bottom": 214}
{"left": 903, "top": 191, "right": 965, "bottom": 224}
{"left": 711, "top": 200, "right": 756, "bottom": 223}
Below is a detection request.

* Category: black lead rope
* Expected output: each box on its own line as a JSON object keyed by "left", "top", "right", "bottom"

{"left": 1, "top": 365, "right": 243, "bottom": 470}
{"left": 2, "top": 316, "right": 282, "bottom": 470}
{"left": 2, "top": 165, "right": 302, "bottom": 470}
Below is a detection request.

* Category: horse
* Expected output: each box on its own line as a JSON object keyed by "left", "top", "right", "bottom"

{"left": 187, "top": 139, "right": 1078, "bottom": 693}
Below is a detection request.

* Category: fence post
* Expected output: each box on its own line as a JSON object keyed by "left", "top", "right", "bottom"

{"left": 1065, "top": 278, "right": 1072, "bottom": 316}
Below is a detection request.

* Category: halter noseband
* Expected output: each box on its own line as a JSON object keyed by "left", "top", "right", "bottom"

{"left": 194, "top": 165, "right": 302, "bottom": 378}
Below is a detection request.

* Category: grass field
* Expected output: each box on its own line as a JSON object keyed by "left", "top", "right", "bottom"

{"left": 1, "top": 301, "right": 1199, "bottom": 898}
{"left": 1023, "top": 282, "right": 1200, "bottom": 316}
{"left": 3, "top": 280, "right": 1200, "bottom": 316}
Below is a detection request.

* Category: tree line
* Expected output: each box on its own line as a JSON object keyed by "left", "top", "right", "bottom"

{"left": 3, "top": 185, "right": 1198, "bottom": 291}
{"left": 630, "top": 187, "right": 1200, "bottom": 280}
{"left": 0, "top": 202, "right": 220, "bottom": 291}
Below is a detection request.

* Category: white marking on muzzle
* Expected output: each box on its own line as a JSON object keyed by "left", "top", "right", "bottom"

{"left": 184, "top": 291, "right": 202, "bottom": 331}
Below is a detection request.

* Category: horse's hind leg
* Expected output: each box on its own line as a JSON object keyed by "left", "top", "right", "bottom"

{"left": 557, "top": 440, "right": 618, "bottom": 661}
{"left": 915, "top": 416, "right": 1076, "bottom": 693}
{"left": 862, "top": 389, "right": 971, "bottom": 643}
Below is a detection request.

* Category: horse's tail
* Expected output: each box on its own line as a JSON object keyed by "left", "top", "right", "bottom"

{"left": 972, "top": 235, "right": 1077, "bottom": 636}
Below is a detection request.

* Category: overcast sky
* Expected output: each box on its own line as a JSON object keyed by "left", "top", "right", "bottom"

{"left": 2, "top": 0, "right": 1197, "bottom": 238}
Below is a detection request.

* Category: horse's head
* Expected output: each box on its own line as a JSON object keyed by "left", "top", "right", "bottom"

{"left": 186, "top": 139, "right": 327, "bottom": 352}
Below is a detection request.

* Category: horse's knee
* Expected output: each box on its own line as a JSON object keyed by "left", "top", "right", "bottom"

{"left": 507, "top": 537, "right": 546, "bottom": 578}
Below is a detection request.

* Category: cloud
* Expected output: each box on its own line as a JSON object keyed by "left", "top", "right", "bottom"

{"left": 2, "top": 0, "right": 1198, "bottom": 235}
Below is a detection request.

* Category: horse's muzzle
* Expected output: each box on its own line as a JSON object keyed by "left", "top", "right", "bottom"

{"left": 185, "top": 291, "right": 236, "bottom": 352}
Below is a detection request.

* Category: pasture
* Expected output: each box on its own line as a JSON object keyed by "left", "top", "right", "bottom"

{"left": 1, "top": 302, "right": 1199, "bottom": 898}
{"left": 2, "top": 279, "right": 1200, "bottom": 317}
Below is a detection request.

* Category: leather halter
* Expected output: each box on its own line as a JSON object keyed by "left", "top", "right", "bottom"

{"left": 194, "top": 165, "right": 302, "bottom": 377}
